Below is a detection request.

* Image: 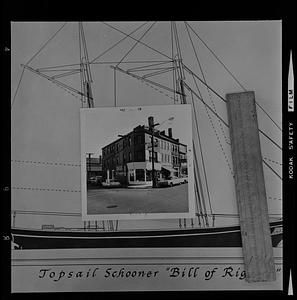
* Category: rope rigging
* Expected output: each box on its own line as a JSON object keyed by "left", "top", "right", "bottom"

{"left": 185, "top": 22, "right": 230, "bottom": 146}
{"left": 190, "top": 71, "right": 234, "bottom": 176}
{"left": 116, "top": 22, "right": 157, "bottom": 67}
{"left": 182, "top": 64, "right": 283, "bottom": 151}
{"left": 184, "top": 21, "right": 282, "bottom": 133}
{"left": 190, "top": 92, "right": 214, "bottom": 223}
{"left": 101, "top": 22, "right": 172, "bottom": 60}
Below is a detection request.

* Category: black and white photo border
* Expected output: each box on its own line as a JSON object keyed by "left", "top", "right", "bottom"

{"left": 80, "top": 104, "right": 196, "bottom": 221}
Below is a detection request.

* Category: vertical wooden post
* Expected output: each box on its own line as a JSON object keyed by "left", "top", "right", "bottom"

{"left": 226, "top": 91, "right": 275, "bottom": 282}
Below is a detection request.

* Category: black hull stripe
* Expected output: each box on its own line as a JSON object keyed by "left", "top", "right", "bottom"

{"left": 11, "top": 221, "right": 282, "bottom": 238}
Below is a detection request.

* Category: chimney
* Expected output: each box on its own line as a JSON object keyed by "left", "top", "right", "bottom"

{"left": 148, "top": 116, "right": 154, "bottom": 128}
{"left": 168, "top": 128, "right": 172, "bottom": 138}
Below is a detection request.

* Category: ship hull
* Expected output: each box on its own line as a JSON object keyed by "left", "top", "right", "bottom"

{"left": 11, "top": 220, "right": 282, "bottom": 249}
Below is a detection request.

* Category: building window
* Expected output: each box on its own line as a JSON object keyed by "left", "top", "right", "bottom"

{"left": 136, "top": 150, "right": 143, "bottom": 161}
{"left": 134, "top": 135, "right": 143, "bottom": 145}
{"left": 136, "top": 169, "right": 145, "bottom": 181}
{"left": 129, "top": 152, "right": 132, "bottom": 162}
{"left": 146, "top": 170, "right": 152, "bottom": 181}
{"left": 129, "top": 170, "right": 135, "bottom": 182}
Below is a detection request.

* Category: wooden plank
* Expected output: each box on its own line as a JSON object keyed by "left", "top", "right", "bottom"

{"left": 226, "top": 91, "right": 276, "bottom": 282}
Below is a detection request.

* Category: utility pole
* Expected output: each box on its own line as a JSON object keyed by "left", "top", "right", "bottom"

{"left": 151, "top": 126, "right": 156, "bottom": 188}
{"left": 148, "top": 117, "right": 159, "bottom": 188}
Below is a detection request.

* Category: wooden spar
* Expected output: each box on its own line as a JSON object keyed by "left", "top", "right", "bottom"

{"left": 226, "top": 91, "right": 276, "bottom": 282}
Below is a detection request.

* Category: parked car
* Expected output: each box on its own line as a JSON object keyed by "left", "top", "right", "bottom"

{"left": 167, "top": 176, "right": 188, "bottom": 187}
{"left": 102, "top": 179, "right": 121, "bottom": 188}
{"left": 89, "top": 176, "right": 103, "bottom": 185}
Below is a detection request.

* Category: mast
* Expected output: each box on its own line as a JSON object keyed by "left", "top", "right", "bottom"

{"left": 172, "top": 22, "right": 187, "bottom": 105}
{"left": 79, "top": 22, "right": 94, "bottom": 108}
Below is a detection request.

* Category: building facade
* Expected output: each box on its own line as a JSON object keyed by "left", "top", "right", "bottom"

{"left": 86, "top": 156, "right": 103, "bottom": 180}
{"left": 101, "top": 118, "right": 187, "bottom": 187}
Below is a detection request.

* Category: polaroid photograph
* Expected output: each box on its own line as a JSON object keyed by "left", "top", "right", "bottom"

{"left": 80, "top": 104, "right": 195, "bottom": 220}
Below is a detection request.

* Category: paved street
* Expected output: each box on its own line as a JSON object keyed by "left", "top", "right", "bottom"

{"left": 87, "top": 184, "right": 188, "bottom": 215}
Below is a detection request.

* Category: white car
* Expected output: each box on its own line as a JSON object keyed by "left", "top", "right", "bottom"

{"left": 167, "top": 177, "right": 188, "bottom": 187}
{"left": 102, "top": 180, "right": 121, "bottom": 188}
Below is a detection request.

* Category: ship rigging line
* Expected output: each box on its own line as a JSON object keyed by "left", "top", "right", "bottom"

{"left": 190, "top": 72, "right": 234, "bottom": 177}
{"left": 185, "top": 23, "right": 234, "bottom": 176}
{"left": 184, "top": 21, "right": 282, "bottom": 132}
{"left": 263, "top": 160, "right": 283, "bottom": 180}
{"left": 90, "top": 22, "right": 149, "bottom": 64}
{"left": 190, "top": 90, "right": 213, "bottom": 219}
{"left": 116, "top": 22, "right": 157, "bottom": 68}
{"left": 11, "top": 67, "right": 25, "bottom": 110}
{"left": 36, "top": 61, "right": 172, "bottom": 71}
{"left": 26, "top": 22, "right": 68, "bottom": 66}
{"left": 185, "top": 22, "right": 230, "bottom": 146}
{"left": 183, "top": 65, "right": 282, "bottom": 151}
{"left": 170, "top": 22, "right": 177, "bottom": 103}
{"left": 185, "top": 82, "right": 282, "bottom": 181}
{"left": 12, "top": 23, "right": 68, "bottom": 110}
{"left": 101, "top": 22, "right": 172, "bottom": 60}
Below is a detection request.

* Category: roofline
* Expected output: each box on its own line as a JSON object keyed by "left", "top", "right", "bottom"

{"left": 102, "top": 125, "right": 186, "bottom": 150}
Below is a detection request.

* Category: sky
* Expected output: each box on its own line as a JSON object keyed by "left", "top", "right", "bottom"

{"left": 11, "top": 21, "right": 282, "bottom": 228}
{"left": 81, "top": 105, "right": 192, "bottom": 156}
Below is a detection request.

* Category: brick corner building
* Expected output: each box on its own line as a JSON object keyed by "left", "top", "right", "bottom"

{"left": 101, "top": 117, "right": 187, "bottom": 187}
